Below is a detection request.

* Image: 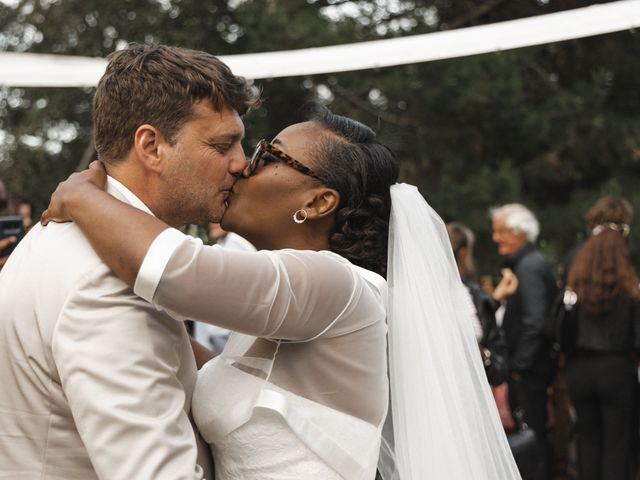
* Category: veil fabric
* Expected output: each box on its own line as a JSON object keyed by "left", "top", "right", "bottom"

{"left": 379, "top": 183, "right": 521, "bottom": 479}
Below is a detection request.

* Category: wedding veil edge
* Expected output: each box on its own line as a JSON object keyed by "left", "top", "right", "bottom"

{"left": 378, "top": 183, "right": 521, "bottom": 480}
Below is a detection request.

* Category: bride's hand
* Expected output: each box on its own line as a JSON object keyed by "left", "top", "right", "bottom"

{"left": 41, "top": 161, "right": 107, "bottom": 225}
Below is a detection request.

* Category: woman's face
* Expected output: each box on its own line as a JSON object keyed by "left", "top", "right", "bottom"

{"left": 220, "top": 121, "right": 326, "bottom": 247}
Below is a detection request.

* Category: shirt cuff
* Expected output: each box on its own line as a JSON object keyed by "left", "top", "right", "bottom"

{"left": 134, "top": 228, "right": 186, "bottom": 303}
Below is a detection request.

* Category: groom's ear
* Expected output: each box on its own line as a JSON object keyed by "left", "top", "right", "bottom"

{"left": 133, "top": 124, "right": 166, "bottom": 173}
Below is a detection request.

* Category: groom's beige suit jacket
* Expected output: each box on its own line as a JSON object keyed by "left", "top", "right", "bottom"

{"left": 0, "top": 179, "right": 209, "bottom": 480}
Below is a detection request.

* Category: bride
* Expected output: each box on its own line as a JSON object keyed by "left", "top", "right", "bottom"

{"left": 43, "top": 106, "right": 520, "bottom": 479}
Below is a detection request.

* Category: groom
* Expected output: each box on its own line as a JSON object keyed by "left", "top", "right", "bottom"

{"left": 0, "top": 44, "right": 258, "bottom": 479}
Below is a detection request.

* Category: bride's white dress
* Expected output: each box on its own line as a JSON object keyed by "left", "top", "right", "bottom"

{"left": 193, "top": 356, "right": 379, "bottom": 480}
{"left": 134, "top": 236, "right": 388, "bottom": 479}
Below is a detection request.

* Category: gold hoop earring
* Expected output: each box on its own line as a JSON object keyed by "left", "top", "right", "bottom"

{"left": 293, "top": 209, "right": 308, "bottom": 224}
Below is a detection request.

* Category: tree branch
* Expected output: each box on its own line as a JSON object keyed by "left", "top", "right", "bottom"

{"left": 442, "top": 0, "right": 509, "bottom": 30}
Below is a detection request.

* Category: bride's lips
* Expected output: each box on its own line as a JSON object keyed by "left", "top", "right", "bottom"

{"left": 223, "top": 189, "right": 235, "bottom": 208}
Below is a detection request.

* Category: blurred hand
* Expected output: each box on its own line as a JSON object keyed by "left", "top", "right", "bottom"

{"left": 492, "top": 268, "right": 518, "bottom": 302}
{"left": 0, "top": 236, "right": 16, "bottom": 270}
{"left": 493, "top": 382, "right": 516, "bottom": 433}
{"left": 41, "top": 161, "right": 107, "bottom": 226}
{"left": 0, "top": 236, "right": 16, "bottom": 251}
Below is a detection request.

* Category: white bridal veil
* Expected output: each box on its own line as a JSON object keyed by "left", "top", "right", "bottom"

{"left": 379, "top": 183, "right": 521, "bottom": 479}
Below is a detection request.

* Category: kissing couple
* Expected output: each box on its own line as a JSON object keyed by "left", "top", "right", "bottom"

{"left": 0, "top": 43, "right": 520, "bottom": 479}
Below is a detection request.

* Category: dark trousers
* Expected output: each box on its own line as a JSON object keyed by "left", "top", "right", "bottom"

{"left": 550, "top": 370, "right": 572, "bottom": 478}
{"left": 567, "top": 352, "right": 638, "bottom": 480}
{"left": 509, "top": 372, "right": 552, "bottom": 480}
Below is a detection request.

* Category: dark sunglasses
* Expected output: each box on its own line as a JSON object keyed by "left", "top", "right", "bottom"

{"left": 246, "top": 139, "right": 325, "bottom": 182}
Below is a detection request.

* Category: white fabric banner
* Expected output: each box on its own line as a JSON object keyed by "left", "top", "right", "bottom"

{"left": 1, "top": 0, "right": 639, "bottom": 87}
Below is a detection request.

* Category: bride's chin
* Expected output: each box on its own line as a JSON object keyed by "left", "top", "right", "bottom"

{"left": 220, "top": 205, "right": 237, "bottom": 230}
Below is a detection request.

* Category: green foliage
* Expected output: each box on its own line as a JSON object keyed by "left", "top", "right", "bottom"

{"left": 1, "top": 0, "right": 639, "bottom": 274}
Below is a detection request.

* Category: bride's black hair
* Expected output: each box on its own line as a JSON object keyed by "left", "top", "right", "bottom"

{"left": 309, "top": 106, "right": 400, "bottom": 278}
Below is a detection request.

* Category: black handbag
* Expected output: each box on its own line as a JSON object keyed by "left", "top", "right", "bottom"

{"left": 507, "top": 425, "right": 538, "bottom": 480}
{"left": 464, "top": 279, "right": 509, "bottom": 386}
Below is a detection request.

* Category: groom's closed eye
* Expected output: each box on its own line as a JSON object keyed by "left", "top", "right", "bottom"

{"left": 204, "top": 132, "right": 244, "bottom": 154}
{"left": 209, "top": 142, "right": 232, "bottom": 154}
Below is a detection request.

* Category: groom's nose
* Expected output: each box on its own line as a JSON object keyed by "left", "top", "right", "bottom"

{"left": 228, "top": 143, "right": 247, "bottom": 176}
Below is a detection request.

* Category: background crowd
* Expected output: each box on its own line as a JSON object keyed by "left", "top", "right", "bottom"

{"left": 445, "top": 197, "right": 640, "bottom": 480}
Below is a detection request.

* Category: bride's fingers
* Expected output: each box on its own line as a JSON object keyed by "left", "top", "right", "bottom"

{"left": 82, "top": 161, "right": 107, "bottom": 188}
{"left": 88, "top": 160, "right": 106, "bottom": 172}
{"left": 40, "top": 161, "right": 108, "bottom": 228}
{"left": 40, "top": 209, "right": 52, "bottom": 226}
{"left": 40, "top": 185, "right": 69, "bottom": 225}
{"left": 40, "top": 207, "right": 72, "bottom": 226}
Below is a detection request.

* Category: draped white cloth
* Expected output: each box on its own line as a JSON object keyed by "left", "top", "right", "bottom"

{"left": 380, "top": 183, "right": 521, "bottom": 479}
{"left": 2, "top": 1, "right": 640, "bottom": 86}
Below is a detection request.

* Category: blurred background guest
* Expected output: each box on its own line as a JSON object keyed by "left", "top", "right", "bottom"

{"left": 492, "top": 203, "right": 557, "bottom": 480}
{"left": 0, "top": 179, "right": 16, "bottom": 270}
{"left": 447, "top": 220, "right": 524, "bottom": 461}
{"left": 0, "top": 179, "right": 8, "bottom": 216}
{"left": 564, "top": 196, "right": 640, "bottom": 480}
{"left": 17, "top": 198, "right": 34, "bottom": 233}
{"left": 447, "top": 221, "right": 516, "bottom": 387}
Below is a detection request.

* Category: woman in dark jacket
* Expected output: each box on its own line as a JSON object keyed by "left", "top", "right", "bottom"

{"left": 565, "top": 196, "right": 640, "bottom": 480}
{"left": 446, "top": 222, "right": 515, "bottom": 387}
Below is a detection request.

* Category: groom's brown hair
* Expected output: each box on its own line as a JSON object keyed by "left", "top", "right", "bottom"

{"left": 93, "top": 43, "right": 260, "bottom": 162}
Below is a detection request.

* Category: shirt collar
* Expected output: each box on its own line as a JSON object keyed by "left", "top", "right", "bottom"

{"left": 503, "top": 241, "right": 535, "bottom": 268}
{"left": 106, "top": 176, "right": 155, "bottom": 217}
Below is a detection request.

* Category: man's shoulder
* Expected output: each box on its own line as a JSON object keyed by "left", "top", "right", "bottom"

{"left": 29, "top": 221, "right": 105, "bottom": 271}
{"left": 30, "top": 220, "right": 95, "bottom": 248}
{"left": 1, "top": 222, "right": 113, "bottom": 304}
{"left": 517, "top": 246, "right": 551, "bottom": 272}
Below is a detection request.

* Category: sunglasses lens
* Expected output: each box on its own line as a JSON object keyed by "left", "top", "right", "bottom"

{"left": 248, "top": 142, "right": 265, "bottom": 175}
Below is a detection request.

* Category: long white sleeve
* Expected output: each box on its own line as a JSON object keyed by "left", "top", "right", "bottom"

{"left": 135, "top": 228, "right": 379, "bottom": 341}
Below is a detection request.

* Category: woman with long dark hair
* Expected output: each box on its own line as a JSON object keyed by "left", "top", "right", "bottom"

{"left": 566, "top": 196, "right": 640, "bottom": 480}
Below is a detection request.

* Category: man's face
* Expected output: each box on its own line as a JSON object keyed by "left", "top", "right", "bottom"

{"left": 18, "top": 202, "right": 33, "bottom": 231}
{"left": 492, "top": 216, "right": 527, "bottom": 257}
{"left": 159, "top": 101, "right": 246, "bottom": 226}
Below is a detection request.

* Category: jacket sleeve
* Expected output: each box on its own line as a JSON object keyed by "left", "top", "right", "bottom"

{"left": 52, "top": 265, "right": 203, "bottom": 480}
{"left": 134, "top": 228, "right": 381, "bottom": 341}
{"left": 511, "top": 259, "right": 551, "bottom": 372}
{"left": 479, "top": 303, "right": 509, "bottom": 385}
{"left": 470, "top": 284, "right": 509, "bottom": 386}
